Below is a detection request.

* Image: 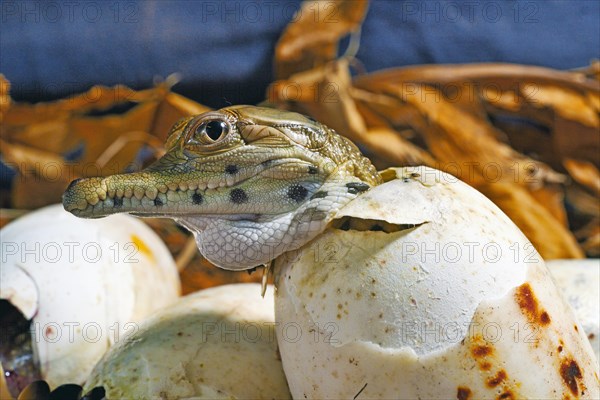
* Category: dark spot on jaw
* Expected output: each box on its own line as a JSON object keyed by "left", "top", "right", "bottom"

{"left": 308, "top": 166, "right": 318, "bottom": 174}
{"left": 113, "top": 197, "right": 123, "bottom": 208}
{"left": 230, "top": 188, "right": 248, "bottom": 204}
{"left": 154, "top": 197, "right": 163, "bottom": 207}
{"left": 288, "top": 184, "right": 308, "bottom": 202}
{"left": 311, "top": 191, "right": 328, "bottom": 199}
{"left": 261, "top": 159, "right": 273, "bottom": 166}
{"left": 192, "top": 193, "right": 203, "bottom": 205}
{"left": 346, "top": 182, "right": 370, "bottom": 194}
{"left": 225, "top": 164, "right": 239, "bottom": 174}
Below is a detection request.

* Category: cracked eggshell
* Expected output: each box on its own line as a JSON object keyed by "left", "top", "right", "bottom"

{"left": 547, "top": 259, "right": 600, "bottom": 362}
{"left": 275, "top": 167, "right": 599, "bottom": 399}
{"left": 84, "top": 283, "right": 291, "bottom": 399}
{"left": 0, "top": 204, "right": 180, "bottom": 389}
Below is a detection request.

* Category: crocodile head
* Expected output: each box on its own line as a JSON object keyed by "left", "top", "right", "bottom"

{"left": 63, "top": 105, "right": 381, "bottom": 269}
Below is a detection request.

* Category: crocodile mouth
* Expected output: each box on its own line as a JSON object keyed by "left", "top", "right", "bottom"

{"left": 63, "top": 157, "right": 322, "bottom": 218}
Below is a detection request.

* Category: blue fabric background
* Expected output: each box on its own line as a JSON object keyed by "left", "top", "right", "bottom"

{"left": 1, "top": 0, "right": 599, "bottom": 108}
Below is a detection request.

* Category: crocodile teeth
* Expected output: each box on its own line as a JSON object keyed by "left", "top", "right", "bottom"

{"left": 198, "top": 183, "right": 207, "bottom": 191}
{"left": 157, "top": 184, "right": 168, "bottom": 194}
{"left": 179, "top": 182, "right": 188, "bottom": 191}
{"left": 124, "top": 187, "right": 133, "bottom": 198}
{"left": 145, "top": 187, "right": 158, "bottom": 200}
{"left": 88, "top": 195, "right": 99, "bottom": 206}
{"left": 96, "top": 188, "right": 107, "bottom": 201}
{"left": 188, "top": 182, "right": 198, "bottom": 190}
{"left": 207, "top": 181, "right": 219, "bottom": 189}
{"left": 134, "top": 187, "right": 145, "bottom": 200}
{"left": 116, "top": 188, "right": 124, "bottom": 198}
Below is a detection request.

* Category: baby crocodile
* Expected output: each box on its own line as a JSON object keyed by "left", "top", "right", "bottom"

{"left": 63, "top": 106, "right": 381, "bottom": 270}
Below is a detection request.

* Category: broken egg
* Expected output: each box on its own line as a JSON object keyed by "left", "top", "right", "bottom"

{"left": 547, "top": 259, "right": 600, "bottom": 362}
{"left": 83, "top": 283, "right": 291, "bottom": 399}
{"left": 0, "top": 204, "right": 180, "bottom": 395}
{"left": 275, "top": 167, "right": 599, "bottom": 399}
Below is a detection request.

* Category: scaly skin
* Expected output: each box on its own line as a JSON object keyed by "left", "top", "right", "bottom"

{"left": 63, "top": 106, "right": 381, "bottom": 269}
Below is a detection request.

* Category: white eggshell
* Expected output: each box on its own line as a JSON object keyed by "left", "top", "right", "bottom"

{"left": 0, "top": 204, "right": 180, "bottom": 388}
{"left": 84, "top": 283, "right": 291, "bottom": 399}
{"left": 547, "top": 259, "right": 600, "bottom": 361}
{"left": 275, "top": 167, "right": 599, "bottom": 399}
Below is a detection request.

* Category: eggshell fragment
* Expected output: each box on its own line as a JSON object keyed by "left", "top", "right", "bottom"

{"left": 84, "top": 283, "right": 291, "bottom": 399}
{"left": 547, "top": 259, "right": 600, "bottom": 362}
{"left": 275, "top": 167, "right": 599, "bottom": 399}
{"left": 0, "top": 204, "right": 180, "bottom": 390}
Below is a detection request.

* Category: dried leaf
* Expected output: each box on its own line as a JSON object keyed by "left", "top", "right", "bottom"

{"left": 70, "top": 101, "right": 160, "bottom": 171}
{"left": 151, "top": 92, "right": 211, "bottom": 141}
{"left": 563, "top": 158, "right": 600, "bottom": 196}
{"left": 12, "top": 176, "right": 72, "bottom": 209}
{"left": 275, "top": 0, "right": 368, "bottom": 79}
{"left": 354, "top": 63, "right": 599, "bottom": 92}
{"left": 478, "top": 182, "right": 584, "bottom": 259}
{"left": 553, "top": 117, "right": 600, "bottom": 169}
{"left": 0, "top": 74, "right": 10, "bottom": 121}
{"left": 522, "top": 85, "right": 599, "bottom": 128}
{"left": 574, "top": 219, "right": 600, "bottom": 257}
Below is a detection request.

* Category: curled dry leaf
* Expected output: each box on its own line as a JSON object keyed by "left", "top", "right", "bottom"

{"left": 275, "top": 0, "right": 368, "bottom": 79}
{"left": 564, "top": 158, "right": 600, "bottom": 197}
{"left": 0, "top": 75, "right": 10, "bottom": 121}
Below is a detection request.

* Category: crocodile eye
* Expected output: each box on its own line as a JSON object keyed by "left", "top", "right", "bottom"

{"left": 194, "top": 119, "right": 229, "bottom": 144}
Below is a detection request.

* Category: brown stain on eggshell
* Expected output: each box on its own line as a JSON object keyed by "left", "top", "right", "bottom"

{"left": 457, "top": 386, "right": 472, "bottom": 400}
{"left": 470, "top": 343, "right": 494, "bottom": 358}
{"left": 486, "top": 370, "right": 507, "bottom": 388}
{"left": 514, "top": 283, "right": 551, "bottom": 327}
{"left": 497, "top": 390, "right": 516, "bottom": 399}
{"left": 560, "top": 358, "right": 584, "bottom": 397}
{"left": 467, "top": 336, "right": 521, "bottom": 399}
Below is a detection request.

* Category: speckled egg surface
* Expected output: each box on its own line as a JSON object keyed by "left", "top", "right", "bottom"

{"left": 84, "top": 283, "right": 291, "bottom": 399}
{"left": 275, "top": 167, "right": 599, "bottom": 399}
{"left": 547, "top": 259, "right": 600, "bottom": 362}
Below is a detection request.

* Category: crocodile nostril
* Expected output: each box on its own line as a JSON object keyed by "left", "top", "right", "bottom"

{"left": 66, "top": 178, "right": 84, "bottom": 191}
